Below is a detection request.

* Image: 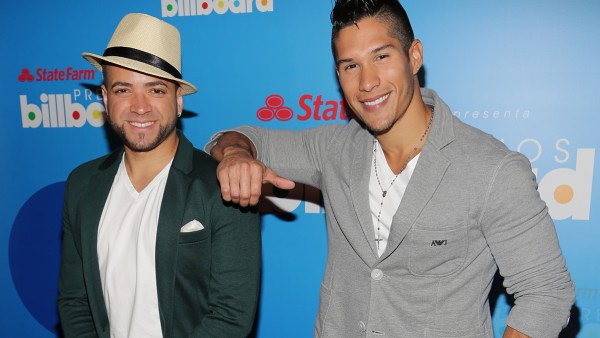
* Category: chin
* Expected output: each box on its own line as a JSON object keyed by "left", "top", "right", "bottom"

{"left": 360, "top": 118, "right": 394, "bottom": 135}
{"left": 126, "top": 140, "right": 162, "bottom": 153}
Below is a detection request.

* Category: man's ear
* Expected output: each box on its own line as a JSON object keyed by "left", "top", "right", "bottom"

{"left": 101, "top": 84, "right": 109, "bottom": 116}
{"left": 409, "top": 39, "right": 424, "bottom": 75}
{"left": 176, "top": 86, "right": 183, "bottom": 116}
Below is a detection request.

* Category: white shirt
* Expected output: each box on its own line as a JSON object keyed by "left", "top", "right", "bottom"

{"left": 97, "top": 155, "right": 172, "bottom": 338}
{"left": 369, "top": 142, "right": 420, "bottom": 257}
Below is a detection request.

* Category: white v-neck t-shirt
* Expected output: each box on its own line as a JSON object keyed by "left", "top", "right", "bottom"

{"left": 369, "top": 142, "right": 420, "bottom": 257}
{"left": 97, "top": 155, "right": 172, "bottom": 338}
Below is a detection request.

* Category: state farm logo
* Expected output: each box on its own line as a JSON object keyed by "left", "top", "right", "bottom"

{"left": 18, "top": 67, "right": 95, "bottom": 82}
{"left": 256, "top": 93, "right": 349, "bottom": 122}
{"left": 18, "top": 69, "right": 34, "bottom": 82}
{"left": 257, "top": 94, "right": 293, "bottom": 121}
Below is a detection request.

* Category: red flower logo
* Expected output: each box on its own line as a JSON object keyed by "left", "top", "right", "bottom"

{"left": 18, "top": 68, "right": 34, "bottom": 82}
{"left": 257, "top": 94, "right": 294, "bottom": 121}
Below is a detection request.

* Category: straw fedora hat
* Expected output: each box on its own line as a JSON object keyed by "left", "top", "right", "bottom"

{"left": 82, "top": 13, "right": 197, "bottom": 95}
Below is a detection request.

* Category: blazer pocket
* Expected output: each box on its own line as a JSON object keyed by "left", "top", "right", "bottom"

{"left": 178, "top": 228, "right": 210, "bottom": 244}
{"left": 408, "top": 223, "right": 467, "bottom": 276}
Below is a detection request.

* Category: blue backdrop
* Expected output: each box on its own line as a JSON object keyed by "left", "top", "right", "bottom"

{"left": 1, "top": 1, "right": 597, "bottom": 337}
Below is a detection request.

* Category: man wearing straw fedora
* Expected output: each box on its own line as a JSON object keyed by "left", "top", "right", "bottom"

{"left": 57, "top": 13, "right": 261, "bottom": 338}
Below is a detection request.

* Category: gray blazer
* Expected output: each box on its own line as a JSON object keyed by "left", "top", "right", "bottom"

{"left": 209, "top": 89, "right": 574, "bottom": 337}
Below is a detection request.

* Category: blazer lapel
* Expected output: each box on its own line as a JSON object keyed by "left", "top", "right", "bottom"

{"left": 155, "top": 132, "right": 193, "bottom": 336}
{"left": 379, "top": 145, "right": 450, "bottom": 261}
{"left": 349, "top": 132, "right": 380, "bottom": 264}
{"left": 380, "top": 93, "right": 456, "bottom": 261}
{"left": 79, "top": 150, "right": 122, "bottom": 329}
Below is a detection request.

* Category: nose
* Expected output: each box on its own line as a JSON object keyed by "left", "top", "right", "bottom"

{"left": 130, "top": 92, "right": 151, "bottom": 114}
{"left": 359, "top": 64, "right": 380, "bottom": 92}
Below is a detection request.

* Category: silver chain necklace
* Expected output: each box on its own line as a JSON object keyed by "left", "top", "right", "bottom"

{"left": 372, "top": 111, "right": 434, "bottom": 251}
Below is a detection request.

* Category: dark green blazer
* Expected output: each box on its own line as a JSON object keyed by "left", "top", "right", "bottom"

{"left": 58, "top": 132, "right": 261, "bottom": 338}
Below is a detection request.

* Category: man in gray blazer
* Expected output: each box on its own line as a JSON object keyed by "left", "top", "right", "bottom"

{"left": 206, "top": 0, "right": 574, "bottom": 337}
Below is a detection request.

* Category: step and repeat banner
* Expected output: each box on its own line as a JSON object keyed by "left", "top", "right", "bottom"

{"left": 1, "top": 1, "right": 597, "bottom": 337}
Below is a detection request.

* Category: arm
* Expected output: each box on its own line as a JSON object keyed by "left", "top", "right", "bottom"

{"left": 57, "top": 179, "right": 98, "bottom": 337}
{"left": 481, "top": 152, "right": 575, "bottom": 337}
{"left": 210, "top": 131, "right": 294, "bottom": 206}
{"left": 206, "top": 124, "right": 347, "bottom": 206}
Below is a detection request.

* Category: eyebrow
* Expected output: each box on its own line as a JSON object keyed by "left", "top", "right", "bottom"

{"left": 110, "top": 81, "right": 131, "bottom": 89}
{"left": 336, "top": 44, "right": 395, "bottom": 67}
{"left": 110, "top": 80, "right": 169, "bottom": 89}
{"left": 145, "top": 81, "right": 168, "bottom": 88}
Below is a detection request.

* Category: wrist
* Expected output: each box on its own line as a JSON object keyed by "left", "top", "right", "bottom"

{"left": 222, "top": 145, "right": 255, "bottom": 159}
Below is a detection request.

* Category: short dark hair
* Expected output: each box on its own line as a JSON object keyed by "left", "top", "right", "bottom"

{"left": 330, "top": 0, "right": 414, "bottom": 59}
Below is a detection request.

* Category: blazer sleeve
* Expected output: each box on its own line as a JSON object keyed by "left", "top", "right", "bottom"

{"left": 57, "top": 176, "right": 98, "bottom": 338}
{"left": 206, "top": 124, "right": 346, "bottom": 189}
{"left": 189, "top": 198, "right": 261, "bottom": 337}
{"left": 480, "top": 152, "right": 575, "bottom": 337}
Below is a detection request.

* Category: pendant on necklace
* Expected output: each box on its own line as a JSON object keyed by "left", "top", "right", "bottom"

{"left": 382, "top": 191, "right": 387, "bottom": 197}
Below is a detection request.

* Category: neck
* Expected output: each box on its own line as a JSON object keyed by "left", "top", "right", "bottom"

{"left": 376, "top": 103, "right": 433, "bottom": 174}
{"left": 124, "top": 132, "right": 178, "bottom": 192}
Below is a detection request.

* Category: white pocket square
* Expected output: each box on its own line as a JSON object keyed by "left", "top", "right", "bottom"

{"left": 180, "top": 219, "right": 205, "bottom": 233}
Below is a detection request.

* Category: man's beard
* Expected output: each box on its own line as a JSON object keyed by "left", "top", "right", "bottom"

{"left": 110, "top": 118, "right": 176, "bottom": 153}
{"left": 354, "top": 112, "right": 398, "bottom": 136}
{"left": 365, "top": 119, "right": 396, "bottom": 136}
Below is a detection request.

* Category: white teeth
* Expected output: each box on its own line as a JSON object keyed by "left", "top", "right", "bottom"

{"left": 130, "top": 121, "right": 154, "bottom": 128}
{"left": 364, "top": 93, "right": 389, "bottom": 106}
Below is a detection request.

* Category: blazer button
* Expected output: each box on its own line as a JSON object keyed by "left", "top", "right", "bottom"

{"left": 371, "top": 268, "right": 383, "bottom": 280}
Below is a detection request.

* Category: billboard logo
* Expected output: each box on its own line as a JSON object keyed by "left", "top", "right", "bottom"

{"left": 257, "top": 93, "right": 349, "bottom": 122}
{"left": 18, "top": 67, "right": 95, "bottom": 82}
{"left": 18, "top": 69, "right": 34, "bottom": 82}
{"left": 257, "top": 94, "right": 293, "bottom": 122}
{"left": 21, "top": 92, "right": 105, "bottom": 128}
{"left": 537, "top": 148, "right": 595, "bottom": 221}
{"left": 518, "top": 138, "right": 595, "bottom": 221}
{"left": 162, "top": 0, "right": 273, "bottom": 17}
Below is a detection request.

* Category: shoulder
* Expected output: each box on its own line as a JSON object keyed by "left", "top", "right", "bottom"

{"left": 456, "top": 117, "right": 506, "bottom": 148}
{"left": 450, "top": 114, "right": 514, "bottom": 161}
{"left": 66, "top": 151, "right": 119, "bottom": 187}
{"left": 181, "top": 148, "right": 224, "bottom": 196}
{"left": 308, "top": 120, "right": 370, "bottom": 145}
{"left": 63, "top": 150, "right": 121, "bottom": 210}
{"left": 424, "top": 88, "right": 514, "bottom": 162}
{"left": 445, "top": 115, "right": 534, "bottom": 186}
{"left": 173, "top": 132, "right": 219, "bottom": 182}
{"left": 190, "top": 148, "right": 219, "bottom": 177}
{"left": 187, "top": 147, "right": 260, "bottom": 219}
{"left": 424, "top": 89, "right": 533, "bottom": 184}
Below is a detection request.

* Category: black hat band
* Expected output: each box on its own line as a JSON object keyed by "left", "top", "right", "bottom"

{"left": 103, "top": 46, "right": 182, "bottom": 79}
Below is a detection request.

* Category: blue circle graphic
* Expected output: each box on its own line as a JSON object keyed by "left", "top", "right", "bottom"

{"left": 9, "top": 182, "right": 65, "bottom": 334}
